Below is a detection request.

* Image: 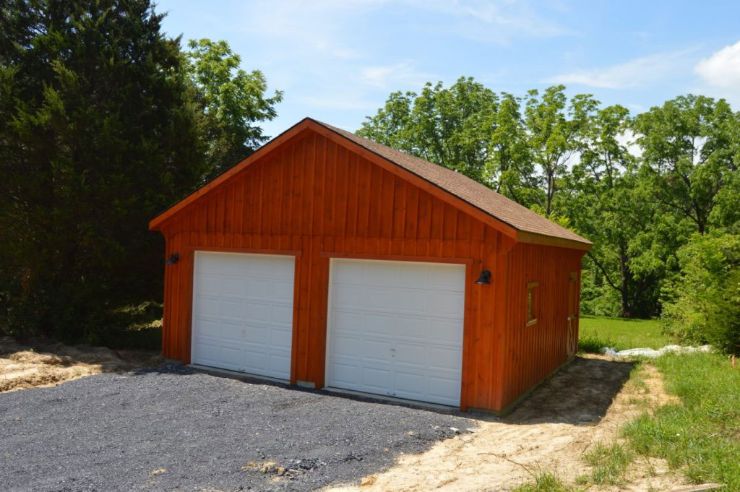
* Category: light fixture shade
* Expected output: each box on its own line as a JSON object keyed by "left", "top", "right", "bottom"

{"left": 475, "top": 269, "right": 491, "bottom": 285}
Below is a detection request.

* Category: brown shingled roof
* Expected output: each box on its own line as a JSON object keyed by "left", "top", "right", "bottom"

{"left": 314, "top": 119, "right": 591, "bottom": 249}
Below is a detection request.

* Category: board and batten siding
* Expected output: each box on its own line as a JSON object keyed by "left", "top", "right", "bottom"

{"left": 157, "top": 129, "right": 582, "bottom": 412}
{"left": 499, "top": 243, "right": 583, "bottom": 410}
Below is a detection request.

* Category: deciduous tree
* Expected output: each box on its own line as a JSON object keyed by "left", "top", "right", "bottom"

{"left": 185, "top": 38, "right": 282, "bottom": 179}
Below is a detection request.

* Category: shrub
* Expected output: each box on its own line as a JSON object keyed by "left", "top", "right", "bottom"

{"left": 661, "top": 232, "right": 739, "bottom": 354}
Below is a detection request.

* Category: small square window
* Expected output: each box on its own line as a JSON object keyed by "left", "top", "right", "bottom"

{"left": 527, "top": 281, "right": 538, "bottom": 326}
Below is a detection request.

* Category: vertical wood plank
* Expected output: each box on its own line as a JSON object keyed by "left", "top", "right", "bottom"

{"left": 155, "top": 129, "right": 585, "bottom": 413}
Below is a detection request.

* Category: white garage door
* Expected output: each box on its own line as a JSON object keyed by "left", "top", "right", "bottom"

{"left": 326, "top": 259, "right": 466, "bottom": 406}
{"left": 191, "top": 251, "right": 294, "bottom": 380}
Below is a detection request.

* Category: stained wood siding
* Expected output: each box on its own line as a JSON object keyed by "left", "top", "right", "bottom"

{"left": 156, "top": 128, "right": 584, "bottom": 412}
{"left": 498, "top": 242, "right": 583, "bottom": 410}
{"left": 159, "top": 130, "right": 513, "bottom": 410}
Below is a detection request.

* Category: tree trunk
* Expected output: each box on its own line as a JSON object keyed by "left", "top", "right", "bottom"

{"left": 619, "top": 245, "right": 631, "bottom": 318}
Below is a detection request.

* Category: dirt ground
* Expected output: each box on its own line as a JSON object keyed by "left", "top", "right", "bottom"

{"left": 330, "top": 356, "right": 685, "bottom": 492}
{"left": 0, "top": 336, "right": 162, "bottom": 393}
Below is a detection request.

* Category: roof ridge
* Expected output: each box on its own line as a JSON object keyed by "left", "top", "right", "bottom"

{"left": 310, "top": 118, "right": 591, "bottom": 248}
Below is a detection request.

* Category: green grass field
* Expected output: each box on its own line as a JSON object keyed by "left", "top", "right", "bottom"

{"left": 579, "top": 315, "right": 673, "bottom": 352}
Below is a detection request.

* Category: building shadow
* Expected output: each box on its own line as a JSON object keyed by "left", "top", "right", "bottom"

{"left": 500, "top": 356, "right": 635, "bottom": 426}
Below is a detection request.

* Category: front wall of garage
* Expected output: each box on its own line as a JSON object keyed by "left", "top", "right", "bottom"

{"left": 159, "top": 130, "right": 513, "bottom": 410}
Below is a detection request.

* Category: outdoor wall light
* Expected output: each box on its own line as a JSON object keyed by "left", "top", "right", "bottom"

{"left": 475, "top": 269, "right": 492, "bottom": 285}
{"left": 165, "top": 252, "right": 180, "bottom": 265}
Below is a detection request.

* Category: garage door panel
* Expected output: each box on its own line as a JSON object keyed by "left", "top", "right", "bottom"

{"left": 243, "top": 278, "right": 264, "bottom": 298}
{"left": 426, "top": 292, "right": 466, "bottom": 316}
{"left": 427, "top": 381, "right": 460, "bottom": 405}
{"left": 269, "top": 281, "right": 294, "bottom": 299}
{"left": 242, "top": 323, "right": 270, "bottom": 343}
{"left": 330, "top": 334, "right": 361, "bottom": 356}
{"left": 394, "top": 264, "right": 428, "bottom": 287}
{"left": 329, "top": 362, "right": 362, "bottom": 386}
{"left": 194, "top": 341, "right": 242, "bottom": 371}
{"left": 195, "top": 319, "right": 242, "bottom": 341}
{"left": 327, "top": 259, "right": 465, "bottom": 406}
{"left": 360, "top": 339, "right": 394, "bottom": 360}
{"left": 429, "top": 319, "right": 464, "bottom": 344}
{"left": 425, "top": 266, "right": 466, "bottom": 288}
{"left": 269, "top": 327, "right": 292, "bottom": 347}
{"left": 197, "top": 296, "right": 221, "bottom": 317}
{"left": 333, "top": 311, "right": 364, "bottom": 332}
{"left": 362, "top": 313, "right": 397, "bottom": 337}
{"left": 242, "top": 348, "right": 269, "bottom": 373}
{"left": 394, "top": 316, "right": 428, "bottom": 339}
{"left": 362, "top": 366, "right": 394, "bottom": 390}
{"left": 198, "top": 275, "right": 223, "bottom": 296}
{"left": 192, "top": 252, "right": 294, "bottom": 380}
{"left": 394, "top": 372, "right": 428, "bottom": 396}
{"left": 333, "top": 334, "right": 391, "bottom": 360}
{"left": 219, "top": 299, "right": 245, "bottom": 320}
{"left": 220, "top": 276, "right": 244, "bottom": 296}
{"left": 271, "top": 305, "right": 293, "bottom": 325}
{"left": 426, "top": 346, "right": 462, "bottom": 369}
{"left": 267, "top": 353, "right": 291, "bottom": 375}
{"left": 242, "top": 302, "right": 271, "bottom": 322}
{"left": 332, "top": 288, "right": 365, "bottom": 308}
{"left": 392, "top": 342, "right": 427, "bottom": 364}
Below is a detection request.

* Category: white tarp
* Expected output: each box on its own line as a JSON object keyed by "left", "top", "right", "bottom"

{"left": 601, "top": 344, "right": 713, "bottom": 358}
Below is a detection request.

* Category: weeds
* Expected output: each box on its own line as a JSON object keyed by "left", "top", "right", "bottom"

{"left": 578, "top": 334, "right": 611, "bottom": 354}
{"left": 513, "top": 472, "right": 574, "bottom": 492}
{"left": 583, "top": 443, "right": 633, "bottom": 485}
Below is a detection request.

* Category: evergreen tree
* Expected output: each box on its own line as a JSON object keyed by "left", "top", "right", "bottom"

{"left": 0, "top": 0, "right": 206, "bottom": 341}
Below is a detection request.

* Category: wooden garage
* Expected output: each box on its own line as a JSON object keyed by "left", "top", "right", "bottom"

{"left": 149, "top": 117, "right": 591, "bottom": 413}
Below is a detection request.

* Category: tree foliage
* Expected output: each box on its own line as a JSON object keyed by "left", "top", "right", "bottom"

{"left": 661, "top": 232, "right": 739, "bottom": 354}
{"left": 358, "top": 77, "right": 498, "bottom": 183}
{"left": 0, "top": 0, "right": 280, "bottom": 342}
{"left": 362, "top": 78, "right": 740, "bottom": 351}
{"left": 523, "top": 86, "right": 597, "bottom": 218}
{"left": 566, "top": 105, "right": 662, "bottom": 317}
{"left": 185, "top": 38, "right": 282, "bottom": 179}
{"left": 633, "top": 95, "right": 738, "bottom": 234}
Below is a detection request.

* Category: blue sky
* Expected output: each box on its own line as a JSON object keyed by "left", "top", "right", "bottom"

{"left": 156, "top": 0, "right": 740, "bottom": 138}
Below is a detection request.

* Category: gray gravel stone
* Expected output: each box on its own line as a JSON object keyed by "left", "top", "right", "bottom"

{"left": 1, "top": 365, "right": 474, "bottom": 491}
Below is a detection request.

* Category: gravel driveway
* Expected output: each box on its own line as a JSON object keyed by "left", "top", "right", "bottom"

{"left": 1, "top": 365, "right": 474, "bottom": 491}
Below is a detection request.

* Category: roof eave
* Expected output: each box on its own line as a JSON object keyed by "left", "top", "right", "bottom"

{"left": 516, "top": 230, "right": 592, "bottom": 251}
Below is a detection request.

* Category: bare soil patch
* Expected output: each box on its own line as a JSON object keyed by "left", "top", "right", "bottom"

{"left": 330, "top": 355, "right": 685, "bottom": 491}
{"left": 0, "top": 336, "right": 161, "bottom": 393}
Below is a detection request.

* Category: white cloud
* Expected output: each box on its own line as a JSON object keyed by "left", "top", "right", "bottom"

{"left": 695, "top": 40, "right": 740, "bottom": 88}
{"left": 408, "top": 0, "right": 572, "bottom": 44}
{"left": 359, "top": 62, "right": 435, "bottom": 89}
{"left": 546, "top": 49, "right": 697, "bottom": 89}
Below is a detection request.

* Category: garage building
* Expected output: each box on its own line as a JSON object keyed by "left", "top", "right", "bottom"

{"left": 149, "top": 118, "right": 591, "bottom": 413}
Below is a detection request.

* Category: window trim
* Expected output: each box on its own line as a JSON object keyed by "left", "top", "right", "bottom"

{"left": 526, "top": 281, "right": 539, "bottom": 327}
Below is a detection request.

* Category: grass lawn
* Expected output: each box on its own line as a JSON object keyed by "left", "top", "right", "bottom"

{"left": 579, "top": 315, "right": 673, "bottom": 352}
{"left": 624, "top": 352, "right": 740, "bottom": 489}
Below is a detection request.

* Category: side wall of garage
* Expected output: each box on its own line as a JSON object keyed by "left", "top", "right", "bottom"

{"left": 497, "top": 242, "right": 584, "bottom": 410}
{"left": 157, "top": 130, "right": 515, "bottom": 411}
